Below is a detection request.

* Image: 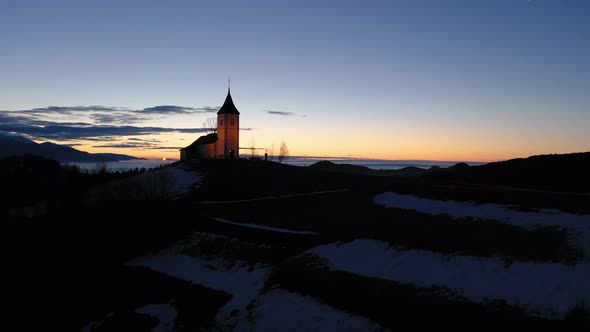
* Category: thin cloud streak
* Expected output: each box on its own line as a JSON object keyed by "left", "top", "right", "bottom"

{"left": 92, "top": 143, "right": 182, "bottom": 149}
{"left": 266, "top": 110, "right": 307, "bottom": 117}
{"left": 16, "top": 106, "right": 128, "bottom": 115}
{"left": 267, "top": 110, "right": 294, "bottom": 116}
{"left": 0, "top": 124, "right": 210, "bottom": 139}
{"left": 90, "top": 113, "right": 147, "bottom": 124}
{"left": 139, "top": 105, "right": 219, "bottom": 114}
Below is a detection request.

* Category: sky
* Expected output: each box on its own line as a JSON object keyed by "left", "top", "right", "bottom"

{"left": 1, "top": 0, "right": 589, "bottom": 162}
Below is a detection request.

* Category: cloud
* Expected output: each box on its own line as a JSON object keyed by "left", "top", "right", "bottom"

{"left": 0, "top": 106, "right": 252, "bottom": 149}
{"left": 0, "top": 124, "right": 210, "bottom": 140}
{"left": 8, "top": 104, "right": 219, "bottom": 123}
{"left": 78, "top": 136, "right": 120, "bottom": 142}
{"left": 92, "top": 143, "right": 182, "bottom": 149}
{"left": 194, "top": 106, "right": 220, "bottom": 113}
{"left": 267, "top": 110, "right": 294, "bottom": 116}
{"left": 127, "top": 137, "right": 160, "bottom": 142}
{"left": 139, "top": 105, "right": 219, "bottom": 114}
{"left": 266, "top": 110, "right": 307, "bottom": 117}
{"left": 90, "top": 112, "right": 147, "bottom": 124}
{"left": 92, "top": 143, "right": 156, "bottom": 149}
{"left": 151, "top": 146, "right": 183, "bottom": 149}
{"left": 17, "top": 106, "right": 127, "bottom": 115}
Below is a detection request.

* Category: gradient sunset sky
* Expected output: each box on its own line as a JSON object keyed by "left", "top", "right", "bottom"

{"left": 1, "top": 0, "right": 589, "bottom": 162}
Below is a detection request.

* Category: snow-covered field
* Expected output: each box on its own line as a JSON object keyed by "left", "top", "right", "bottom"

{"left": 136, "top": 165, "right": 202, "bottom": 199}
{"left": 295, "top": 192, "right": 590, "bottom": 319}
{"left": 130, "top": 253, "right": 268, "bottom": 329}
{"left": 166, "top": 167, "right": 202, "bottom": 196}
{"left": 374, "top": 192, "right": 590, "bottom": 230}
{"left": 115, "top": 192, "right": 590, "bottom": 328}
{"left": 129, "top": 233, "right": 385, "bottom": 331}
{"left": 374, "top": 192, "right": 590, "bottom": 254}
{"left": 238, "top": 289, "right": 383, "bottom": 332}
{"left": 308, "top": 239, "right": 590, "bottom": 318}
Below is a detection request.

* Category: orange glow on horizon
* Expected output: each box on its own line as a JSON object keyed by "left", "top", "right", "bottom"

{"left": 49, "top": 124, "right": 589, "bottom": 164}
{"left": 74, "top": 141, "right": 589, "bottom": 164}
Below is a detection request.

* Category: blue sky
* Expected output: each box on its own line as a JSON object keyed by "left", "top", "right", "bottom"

{"left": 1, "top": 0, "right": 589, "bottom": 160}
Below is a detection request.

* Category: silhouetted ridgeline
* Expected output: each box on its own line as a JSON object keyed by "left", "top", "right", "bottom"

{"left": 0, "top": 133, "right": 140, "bottom": 162}
{"left": 307, "top": 160, "right": 437, "bottom": 178}
{"left": 309, "top": 152, "right": 590, "bottom": 193}
{"left": 427, "top": 152, "right": 590, "bottom": 193}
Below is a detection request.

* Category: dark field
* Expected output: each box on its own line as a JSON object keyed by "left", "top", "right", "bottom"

{"left": 2, "top": 157, "right": 590, "bottom": 331}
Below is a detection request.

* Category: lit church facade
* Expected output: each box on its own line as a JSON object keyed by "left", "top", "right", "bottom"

{"left": 180, "top": 89, "right": 240, "bottom": 160}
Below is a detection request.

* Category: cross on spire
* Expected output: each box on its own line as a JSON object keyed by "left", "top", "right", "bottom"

{"left": 228, "top": 77, "right": 231, "bottom": 91}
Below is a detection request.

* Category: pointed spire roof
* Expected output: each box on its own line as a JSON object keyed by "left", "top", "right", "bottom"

{"left": 217, "top": 89, "right": 240, "bottom": 115}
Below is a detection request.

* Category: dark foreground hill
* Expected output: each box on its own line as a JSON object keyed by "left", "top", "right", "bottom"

{"left": 428, "top": 152, "right": 590, "bottom": 193}
{"left": 0, "top": 133, "right": 140, "bottom": 162}
{"left": 2, "top": 157, "right": 589, "bottom": 331}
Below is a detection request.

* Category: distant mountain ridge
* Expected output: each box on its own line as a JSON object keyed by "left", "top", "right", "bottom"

{"left": 0, "top": 133, "right": 142, "bottom": 162}
{"left": 307, "top": 160, "right": 438, "bottom": 178}
{"left": 308, "top": 152, "right": 590, "bottom": 193}
{"left": 427, "top": 152, "right": 590, "bottom": 193}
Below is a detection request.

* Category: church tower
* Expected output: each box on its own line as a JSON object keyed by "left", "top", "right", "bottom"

{"left": 216, "top": 87, "right": 240, "bottom": 158}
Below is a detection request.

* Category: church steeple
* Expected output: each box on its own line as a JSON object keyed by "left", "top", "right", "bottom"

{"left": 217, "top": 89, "right": 240, "bottom": 115}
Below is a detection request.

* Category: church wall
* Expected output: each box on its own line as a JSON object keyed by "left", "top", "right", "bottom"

{"left": 217, "top": 113, "right": 240, "bottom": 158}
{"left": 197, "top": 142, "right": 218, "bottom": 159}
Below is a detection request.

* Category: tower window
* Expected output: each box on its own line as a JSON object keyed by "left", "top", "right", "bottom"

{"left": 230, "top": 118, "right": 235, "bottom": 126}
{"left": 219, "top": 119, "right": 224, "bottom": 126}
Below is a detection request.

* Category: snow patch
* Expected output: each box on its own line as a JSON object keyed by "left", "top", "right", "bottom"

{"left": 129, "top": 254, "right": 268, "bottom": 330}
{"left": 166, "top": 167, "right": 202, "bottom": 196}
{"left": 374, "top": 192, "right": 590, "bottom": 230}
{"left": 374, "top": 192, "right": 590, "bottom": 254}
{"left": 136, "top": 304, "right": 177, "bottom": 332}
{"left": 135, "top": 165, "right": 201, "bottom": 199}
{"left": 309, "top": 239, "right": 590, "bottom": 318}
{"left": 237, "top": 289, "right": 383, "bottom": 332}
{"left": 214, "top": 217, "right": 319, "bottom": 235}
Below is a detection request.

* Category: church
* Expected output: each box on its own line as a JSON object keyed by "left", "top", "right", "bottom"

{"left": 180, "top": 88, "right": 240, "bottom": 160}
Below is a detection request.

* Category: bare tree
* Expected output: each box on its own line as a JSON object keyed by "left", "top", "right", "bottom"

{"left": 268, "top": 144, "right": 275, "bottom": 161}
{"left": 278, "top": 141, "right": 289, "bottom": 163}
{"left": 203, "top": 117, "right": 217, "bottom": 134}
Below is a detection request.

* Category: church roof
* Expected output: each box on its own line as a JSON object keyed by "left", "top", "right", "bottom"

{"left": 217, "top": 89, "right": 240, "bottom": 115}
{"left": 183, "top": 133, "right": 218, "bottom": 150}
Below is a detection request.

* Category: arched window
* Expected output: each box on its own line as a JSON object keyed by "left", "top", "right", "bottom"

{"left": 230, "top": 118, "right": 235, "bottom": 126}
{"left": 219, "top": 119, "right": 224, "bottom": 126}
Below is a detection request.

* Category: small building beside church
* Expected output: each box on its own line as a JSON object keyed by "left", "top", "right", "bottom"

{"left": 180, "top": 89, "right": 240, "bottom": 160}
